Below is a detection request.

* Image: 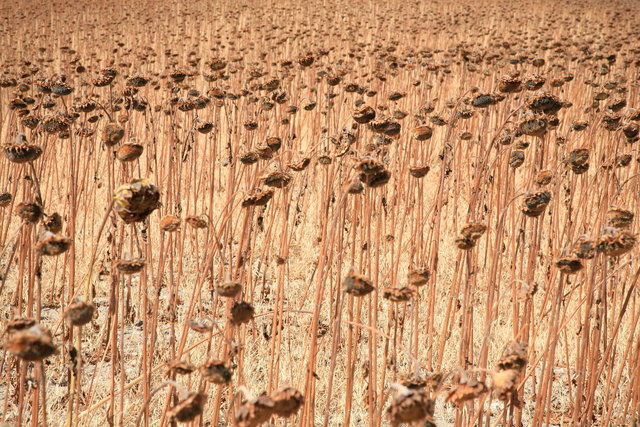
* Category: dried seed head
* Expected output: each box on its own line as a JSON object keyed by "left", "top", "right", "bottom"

{"left": 400, "top": 372, "right": 443, "bottom": 392}
{"left": 359, "top": 169, "right": 391, "bottom": 188}
{"left": 102, "top": 123, "right": 125, "bottom": 146}
{"left": 298, "top": 55, "right": 314, "bottom": 67}
{"left": 64, "top": 297, "right": 95, "bottom": 326}
{"left": 523, "top": 74, "right": 545, "bottom": 91}
{"left": 408, "top": 267, "right": 430, "bottom": 286}
{"left": 569, "top": 148, "right": 590, "bottom": 174}
{"left": 318, "top": 155, "right": 332, "bottom": 165}
{"left": 4, "top": 324, "right": 56, "bottom": 361}
{"left": 496, "top": 128, "right": 514, "bottom": 145}
{"left": 262, "top": 171, "right": 292, "bottom": 188}
{"left": 522, "top": 191, "right": 551, "bottom": 217}
{"left": 409, "top": 165, "right": 430, "bottom": 178}
{"left": 235, "top": 393, "right": 275, "bottom": 427}
{"left": 355, "top": 157, "right": 385, "bottom": 175}
{"left": 216, "top": 281, "right": 242, "bottom": 298}
{"left": 196, "top": 122, "right": 214, "bottom": 134}
{"left": 271, "top": 387, "right": 304, "bottom": 417}
{"left": 240, "top": 151, "right": 259, "bottom": 165}
{"left": 343, "top": 271, "right": 375, "bottom": 296}
{"left": 265, "top": 136, "right": 282, "bottom": 152}
{"left": 573, "top": 235, "right": 597, "bottom": 259}
{"left": 456, "top": 223, "right": 487, "bottom": 250}
{"left": 0, "top": 192, "right": 11, "bottom": 207}
{"left": 509, "top": 150, "right": 525, "bottom": 168}
{"left": 383, "top": 286, "right": 414, "bottom": 302}
{"left": 50, "top": 82, "right": 73, "bottom": 96}
{"left": 43, "top": 212, "right": 63, "bottom": 233}
{"left": 412, "top": 125, "right": 433, "bottom": 141}
{"left": 606, "top": 209, "right": 634, "bottom": 229}
{"left": 287, "top": 157, "right": 311, "bottom": 172}
{"left": 596, "top": 228, "right": 636, "bottom": 257}
{"left": 534, "top": 170, "right": 553, "bottom": 186}
{"left": 471, "top": 93, "right": 497, "bottom": 108}
{"left": 490, "top": 369, "right": 520, "bottom": 404}
{"left": 230, "top": 301, "right": 255, "bottom": 325}
{"left": 127, "top": 76, "right": 148, "bottom": 87}
{"left": 3, "top": 140, "right": 42, "bottom": 163}
{"left": 622, "top": 123, "right": 639, "bottom": 140}
{"left": 168, "top": 360, "right": 196, "bottom": 376}
{"left": 527, "top": 93, "right": 563, "bottom": 115}
{"left": 519, "top": 114, "right": 547, "bottom": 137}
{"left": 353, "top": 106, "right": 376, "bottom": 124}
{"left": 445, "top": 374, "right": 488, "bottom": 406}
{"left": 160, "top": 215, "right": 181, "bottom": 232}
{"left": 347, "top": 179, "right": 364, "bottom": 194}
{"left": 497, "top": 341, "right": 528, "bottom": 372}
{"left": 16, "top": 202, "right": 43, "bottom": 223}
{"left": 387, "top": 384, "right": 435, "bottom": 426}
{"left": 35, "top": 232, "right": 72, "bottom": 256}
{"left": 498, "top": 74, "right": 522, "bottom": 93}
{"left": 242, "top": 188, "right": 274, "bottom": 208}
{"left": 167, "top": 392, "right": 206, "bottom": 423}
{"left": 116, "top": 143, "right": 144, "bottom": 162}
{"left": 188, "top": 319, "right": 213, "bottom": 333}
{"left": 200, "top": 359, "right": 232, "bottom": 384}
{"left": 113, "top": 179, "right": 160, "bottom": 223}
{"left": 369, "top": 119, "right": 401, "bottom": 137}
{"left": 555, "top": 257, "right": 583, "bottom": 274}
{"left": 114, "top": 258, "right": 146, "bottom": 274}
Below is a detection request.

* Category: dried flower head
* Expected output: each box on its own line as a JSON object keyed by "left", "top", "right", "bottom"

{"left": 3, "top": 139, "right": 42, "bottom": 163}
{"left": 168, "top": 360, "right": 196, "bottom": 376}
{"left": 16, "top": 202, "right": 43, "bottom": 223}
{"left": 288, "top": 157, "right": 311, "bottom": 172}
{"left": 343, "top": 271, "right": 375, "bottom": 296}
{"left": 573, "top": 235, "right": 597, "bottom": 260}
{"left": 35, "top": 232, "right": 72, "bottom": 256}
{"left": 200, "top": 359, "right": 232, "bottom": 384}
{"left": 160, "top": 215, "right": 181, "bottom": 232}
{"left": 555, "top": 257, "right": 583, "bottom": 274}
{"left": 409, "top": 165, "right": 430, "bottom": 178}
{"left": 116, "top": 143, "right": 144, "bottom": 162}
{"left": 262, "top": 171, "right": 292, "bottom": 188}
{"left": 445, "top": 374, "right": 488, "bottom": 406}
{"left": 522, "top": 191, "right": 551, "bottom": 217}
{"left": 167, "top": 392, "right": 206, "bottom": 423}
{"left": 113, "top": 179, "right": 160, "bottom": 223}
{"left": 271, "top": 387, "right": 304, "bottom": 418}
{"left": 534, "top": 170, "right": 553, "bottom": 186}
{"left": 4, "top": 323, "right": 56, "bottom": 361}
{"left": 216, "top": 281, "right": 242, "bottom": 298}
{"left": 230, "top": 301, "right": 255, "bottom": 325}
{"left": 455, "top": 223, "right": 487, "bottom": 250}
{"left": 383, "top": 286, "right": 415, "bottom": 302}
{"left": 42, "top": 212, "right": 63, "bottom": 233}
{"left": 569, "top": 148, "right": 590, "bottom": 174}
{"left": 596, "top": 228, "right": 636, "bottom": 256}
{"left": 114, "top": 258, "right": 146, "bottom": 274}
{"left": 497, "top": 341, "right": 528, "bottom": 372}
{"left": 64, "top": 297, "right": 95, "bottom": 326}
{"left": 607, "top": 209, "right": 634, "bottom": 229}
{"left": 353, "top": 106, "right": 376, "bottom": 124}
{"left": 0, "top": 193, "right": 12, "bottom": 207}
{"left": 408, "top": 267, "right": 430, "bottom": 286}
{"left": 242, "top": 188, "right": 274, "bottom": 207}
{"left": 235, "top": 392, "right": 275, "bottom": 427}
{"left": 102, "top": 123, "right": 125, "bottom": 146}
{"left": 387, "top": 383, "right": 435, "bottom": 426}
